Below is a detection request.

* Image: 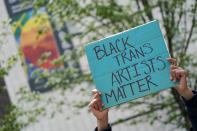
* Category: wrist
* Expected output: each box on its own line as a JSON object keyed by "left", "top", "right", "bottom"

{"left": 97, "top": 115, "right": 108, "bottom": 131}
{"left": 179, "top": 87, "right": 194, "bottom": 100}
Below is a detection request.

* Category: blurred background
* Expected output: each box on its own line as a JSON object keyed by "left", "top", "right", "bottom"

{"left": 0, "top": 0, "right": 197, "bottom": 131}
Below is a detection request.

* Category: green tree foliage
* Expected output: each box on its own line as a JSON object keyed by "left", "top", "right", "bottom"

{"left": 1, "top": 0, "right": 197, "bottom": 130}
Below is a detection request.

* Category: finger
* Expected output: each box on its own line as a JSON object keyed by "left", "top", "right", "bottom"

{"left": 170, "top": 65, "right": 178, "bottom": 80}
{"left": 176, "top": 70, "right": 186, "bottom": 79}
{"left": 102, "top": 102, "right": 104, "bottom": 107}
{"left": 94, "top": 103, "right": 99, "bottom": 111}
{"left": 96, "top": 99, "right": 103, "bottom": 111}
{"left": 176, "top": 71, "right": 182, "bottom": 79}
{"left": 166, "top": 58, "right": 177, "bottom": 66}
{"left": 171, "top": 69, "right": 177, "bottom": 82}
{"left": 172, "top": 69, "right": 181, "bottom": 82}
{"left": 88, "top": 99, "right": 96, "bottom": 110}
{"left": 100, "top": 102, "right": 105, "bottom": 111}
{"left": 180, "top": 69, "right": 186, "bottom": 77}
{"left": 90, "top": 99, "right": 99, "bottom": 111}
{"left": 98, "top": 100, "right": 103, "bottom": 111}
{"left": 92, "top": 89, "right": 101, "bottom": 95}
{"left": 91, "top": 92, "right": 103, "bottom": 112}
{"left": 89, "top": 99, "right": 100, "bottom": 109}
{"left": 93, "top": 94, "right": 103, "bottom": 111}
{"left": 94, "top": 93, "right": 101, "bottom": 100}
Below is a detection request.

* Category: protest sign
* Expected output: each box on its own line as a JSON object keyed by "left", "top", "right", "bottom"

{"left": 85, "top": 20, "right": 178, "bottom": 109}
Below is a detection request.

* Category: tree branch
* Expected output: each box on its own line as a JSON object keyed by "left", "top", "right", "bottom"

{"left": 158, "top": 1, "right": 174, "bottom": 57}
{"left": 135, "top": 0, "right": 146, "bottom": 23}
{"left": 176, "top": 2, "right": 184, "bottom": 28}
{"left": 111, "top": 101, "right": 176, "bottom": 126}
{"left": 184, "top": 0, "right": 197, "bottom": 53}
{"left": 140, "top": 0, "right": 154, "bottom": 20}
{"left": 158, "top": 1, "right": 166, "bottom": 22}
{"left": 111, "top": 106, "right": 162, "bottom": 126}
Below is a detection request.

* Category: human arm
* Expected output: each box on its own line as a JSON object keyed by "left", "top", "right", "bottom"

{"left": 167, "top": 58, "right": 194, "bottom": 100}
{"left": 167, "top": 58, "right": 197, "bottom": 130}
{"left": 88, "top": 89, "right": 111, "bottom": 131}
{"left": 181, "top": 90, "right": 197, "bottom": 131}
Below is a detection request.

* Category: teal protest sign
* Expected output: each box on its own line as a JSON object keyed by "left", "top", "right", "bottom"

{"left": 85, "top": 20, "right": 178, "bottom": 109}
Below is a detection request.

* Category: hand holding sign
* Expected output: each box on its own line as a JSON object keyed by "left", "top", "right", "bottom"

{"left": 85, "top": 20, "right": 179, "bottom": 109}
{"left": 88, "top": 90, "right": 109, "bottom": 131}
{"left": 167, "top": 58, "right": 194, "bottom": 100}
